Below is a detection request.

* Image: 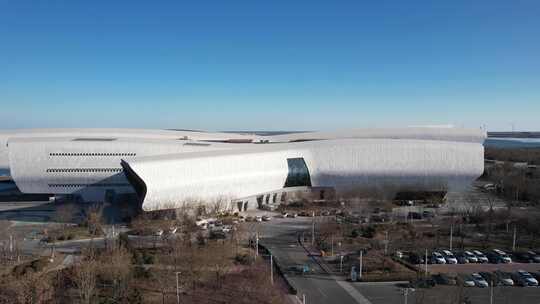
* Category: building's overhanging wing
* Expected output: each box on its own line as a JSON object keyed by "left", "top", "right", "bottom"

{"left": 122, "top": 138, "right": 485, "bottom": 212}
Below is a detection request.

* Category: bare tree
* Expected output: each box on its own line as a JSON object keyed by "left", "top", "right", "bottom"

{"left": 54, "top": 203, "right": 77, "bottom": 227}
{"left": 99, "top": 244, "right": 132, "bottom": 301}
{"left": 71, "top": 252, "right": 99, "bottom": 304}
{"left": 85, "top": 204, "right": 104, "bottom": 236}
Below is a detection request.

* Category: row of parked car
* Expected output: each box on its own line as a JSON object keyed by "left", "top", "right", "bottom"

{"left": 426, "top": 270, "right": 540, "bottom": 288}
{"left": 403, "top": 248, "right": 540, "bottom": 265}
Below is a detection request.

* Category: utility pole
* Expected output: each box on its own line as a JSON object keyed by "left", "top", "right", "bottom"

{"left": 359, "top": 251, "right": 363, "bottom": 280}
{"left": 512, "top": 225, "right": 517, "bottom": 252}
{"left": 311, "top": 211, "right": 315, "bottom": 246}
{"left": 255, "top": 232, "right": 259, "bottom": 259}
{"left": 403, "top": 288, "right": 409, "bottom": 304}
{"left": 425, "top": 249, "right": 428, "bottom": 277}
{"left": 490, "top": 279, "right": 494, "bottom": 304}
{"left": 384, "top": 231, "right": 389, "bottom": 255}
{"left": 340, "top": 255, "right": 344, "bottom": 273}
{"left": 449, "top": 223, "right": 453, "bottom": 251}
{"left": 331, "top": 235, "right": 334, "bottom": 256}
{"left": 176, "top": 272, "right": 181, "bottom": 304}
{"left": 302, "top": 294, "right": 306, "bottom": 304}
{"left": 270, "top": 254, "right": 274, "bottom": 284}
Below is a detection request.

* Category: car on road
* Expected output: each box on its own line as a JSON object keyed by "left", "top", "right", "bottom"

{"left": 287, "top": 213, "right": 298, "bottom": 218}
{"left": 442, "top": 250, "right": 458, "bottom": 264}
{"left": 278, "top": 213, "right": 288, "bottom": 218}
{"left": 494, "top": 270, "right": 514, "bottom": 286}
{"left": 471, "top": 273, "right": 489, "bottom": 288}
{"left": 513, "top": 270, "right": 539, "bottom": 287}
{"left": 458, "top": 274, "right": 476, "bottom": 287}
{"left": 464, "top": 251, "right": 478, "bottom": 263}
{"left": 255, "top": 216, "right": 263, "bottom": 222}
{"left": 262, "top": 215, "right": 271, "bottom": 221}
{"left": 287, "top": 265, "right": 311, "bottom": 275}
{"left": 473, "top": 250, "right": 489, "bottom": 263}
{"left": 431, "top": 251, "right": 446, "bottom": 264}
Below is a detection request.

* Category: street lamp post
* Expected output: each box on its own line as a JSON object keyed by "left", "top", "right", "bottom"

{"left": 424, "top": 249, "right": 428, "bottom": 277}
{"left": 449, "top": 223, "right": 453, "bottom": 251}
{"left": 311, "top": 211, "right": 315, "bottom": 246}
{"left": 359, "top": 251, "right": 363, "bottom": 280}
{"left": 331, "top": 235, "right": 334, "bottom": 256}
{"left": 512, "top": 225, "right": 517, "bottom": 251}
{"left": 270, "top": 254, "right": 273, "bottom": 284}
{"left": 384, "top": 231, "right": 389, "bottom": 255}
{"left": 176, "top": 272, "right": 181, "bottom": 304}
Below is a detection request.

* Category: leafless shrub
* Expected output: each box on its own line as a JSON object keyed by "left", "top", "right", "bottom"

{"left": 70, "top": 251, "right": 99, "bottom": 304}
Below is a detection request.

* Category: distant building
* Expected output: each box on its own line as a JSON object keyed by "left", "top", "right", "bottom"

{"left": 0, "top": 127, "right": 486, "bottom": 212}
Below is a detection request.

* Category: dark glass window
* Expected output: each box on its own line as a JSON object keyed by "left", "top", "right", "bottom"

{"left": 284, "top": 158, "right": 312, "bottom": 187}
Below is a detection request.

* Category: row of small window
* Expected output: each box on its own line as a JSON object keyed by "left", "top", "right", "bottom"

{"left": 46, "top": 168, "right": 123, "bottom": 173}
{"left": 48, "top": 183, "right": 131, "bottom": 188}
{"left": 49, "top": 152, "right": 136, "bottom": 157}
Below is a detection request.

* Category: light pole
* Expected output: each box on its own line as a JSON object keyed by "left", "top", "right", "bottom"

{"left": 359, "top": 251, "right": 363, "bottom": 280}
{"left": 384, "top": 231, "right": 389, "bottom": 255}
{"left": 449, "top": 223, "right": 453, "bottom": 251}
{"left": 255, "top": 232, "right": 259, "bottom": 259}
{"left": 340, "top": 255, "right": 344, "bottom": 273}
{"left": 403, "top": 288, "right": 409, "bottom": 304}
{"left": 490, "top": 279, "right": 493, "bottom": 304}
{"left": 270, "top": 254, "right": 273, "bottom": 284}
{"left": 331, "top": 235, "right": 334, "bottom": 256}
{"left": 311, "top": 211, "right": 315, "bottom": 246}
{"left": 424, "top": 249, "right": 428, "bottom": 277}
{"left": 176, "top": 272, "right": 181, "bottom": 304}
{"left": 512, "top": 225, "right": 517, "bottom": 251}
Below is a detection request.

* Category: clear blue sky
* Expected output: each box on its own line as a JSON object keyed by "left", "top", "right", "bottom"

{"left": 1, "top": 1, "right": 539, "bottom": 131}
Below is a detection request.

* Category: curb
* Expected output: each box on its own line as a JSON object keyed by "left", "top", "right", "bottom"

{"left": 257, "top": 242, "right": 299, "bottom": 295}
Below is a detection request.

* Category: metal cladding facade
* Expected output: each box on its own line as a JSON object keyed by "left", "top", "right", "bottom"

{"left": 0, "top": 128, "right": 486, "bottom": 211}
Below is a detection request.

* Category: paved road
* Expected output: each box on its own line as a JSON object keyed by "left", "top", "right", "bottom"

{"left": 256, "top": 216, "right": 540, "bottom": 304}
{"left": 258, "top": 217, "right": 372, "bottom": 304}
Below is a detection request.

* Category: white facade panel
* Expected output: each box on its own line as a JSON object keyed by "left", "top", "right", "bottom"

{"left": 1, "top": 127, "right": 486, "bottom": 210}
{"left": 126, "top": 138, "right": 484, "bottom": 211}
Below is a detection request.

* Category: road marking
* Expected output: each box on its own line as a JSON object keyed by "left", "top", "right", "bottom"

{"left": 333, "top": 276, "right": 373, "bottom": 304}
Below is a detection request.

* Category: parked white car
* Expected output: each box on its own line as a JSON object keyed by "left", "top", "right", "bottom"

{"left": 517, "top": 270, "right": 539, "bottom": 286}
{"left": 464, "top": 251, "right": 478, "bottom": 263}
{"left": 431, "top": 252, "right": 446, "bottom": 264}
{"left": 442, "top": 250, "right": 458, "bottom": 264}
{"left": 493, "top": 249, "right": 512, "bottom": 263}
{"left": 460, "top": 274, "right": 476, "bottom": 287}
{"left": 473, "top": 250, "right": 489, "bottom": 263}
{"left": 471, "top": 273, "right": 489, "bottom": 288}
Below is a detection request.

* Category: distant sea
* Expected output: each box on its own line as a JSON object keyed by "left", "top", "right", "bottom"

{"left": 485, "top": 138, "right": 540, "bottom": 149}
